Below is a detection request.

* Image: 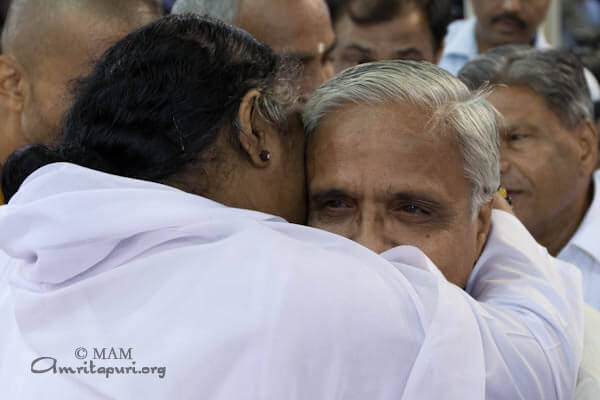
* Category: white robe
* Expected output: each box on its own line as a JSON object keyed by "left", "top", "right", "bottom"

{"left": 0, "top": 163, "right": 584, "bottom": 399}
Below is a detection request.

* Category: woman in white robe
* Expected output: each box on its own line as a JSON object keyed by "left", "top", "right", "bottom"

{"left": 0, "top": 15, "right": 584, "bottom": 399}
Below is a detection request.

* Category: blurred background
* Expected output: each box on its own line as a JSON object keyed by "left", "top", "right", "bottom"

{"left": 0, "top": 0, "right": 598, "bottom": 79}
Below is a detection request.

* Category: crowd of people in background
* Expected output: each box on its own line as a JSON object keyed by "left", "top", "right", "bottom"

{"left": 0, "top": 0, "right": 599, "bottom": 399}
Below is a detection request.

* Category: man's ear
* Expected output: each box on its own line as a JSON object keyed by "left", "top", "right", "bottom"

{"left": 575, "top": 120, "right": 598, "bottom": 176}
{"left": 237, "top": 89, "right": 271, "bottom": 167}
{"left": 475, "top": 199, "right": 493, "bottom": 262}
{"left": 0, "top": 55, "right": 26, "bottom": 112}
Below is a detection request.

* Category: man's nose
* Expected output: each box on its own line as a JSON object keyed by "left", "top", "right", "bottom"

{"left": 499, "top": 148, "right": 511, "bottom": 174}
{"left": 321, "top": 62, "right": 334, "bottom": 84}
{"left": 353, "top": 221, "right": 391, "bottom": 254}
{"left": 501, "top": 0, "right": 522, "bottom": 13}
{"left": 500, "top": 158, "right": 511, "bottom": 174}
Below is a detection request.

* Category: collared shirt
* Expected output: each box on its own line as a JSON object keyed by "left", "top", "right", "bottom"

{"left": 559, "top": 170, "right": 600, "bottom": 310}
{"left": 0, "top": 163, "right": 583, "bottom": 399}
{"left": 576, "top": 305, "right": 600, "bottom": 400}
{"left": 439, "top": 17, "right": 600, "bottom": 101}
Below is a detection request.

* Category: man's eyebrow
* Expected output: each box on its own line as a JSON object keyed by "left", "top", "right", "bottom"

{"left": 282, "top": 51, "right": 314, "bottom": 64}
{"left": 343, "top": 43, "right": 372, "bottom": 55}
{"left": 501, "top": 122, "right": 536, "bottom": 135}
{"left": 393, "top": 48, "right": 423, "bottom": 58}
{"left": 386, "top": 190, "right": 444, "bottom": 208}
{"left": 310, "top": 188, "right": 354, "bottom": 203}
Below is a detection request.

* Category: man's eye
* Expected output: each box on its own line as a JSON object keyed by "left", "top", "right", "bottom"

{"left": 324, "top": 199, "right": 352, "bottom": 209}
{"left": 393, "top": 204, "right": 431, "bottom": 216}
{"left": 508, "top": 133, "right": 526, "bottom": 141}
{"left": 405, "top": 205, "right": 427, "bottom": 214}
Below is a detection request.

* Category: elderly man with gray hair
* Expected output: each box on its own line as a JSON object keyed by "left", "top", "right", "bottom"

{"left": 303, "top": 59, "right": 584, "bottom": 399}
{"left": 459, "top": 46, "right": 600, "bottom": 309}
{"left": 172, "top": 0, "right": 336, "bottom": 101}
{"left": 459, "top": 46, "right": 600, "bottom": 399}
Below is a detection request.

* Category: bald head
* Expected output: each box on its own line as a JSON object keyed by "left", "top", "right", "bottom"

{"left": 172, "top": 0, "right": 239, "bottom": 24}
{"left": 0, "top": 0, "right": 160, "bottom": 163}
{"left": 173, "top": 0, "right": 336, "bottom": 101}
{"left": 2, "top": 0, "right": 160, "bottom": 70}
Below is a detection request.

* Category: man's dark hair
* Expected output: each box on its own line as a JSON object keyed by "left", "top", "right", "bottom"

{"left": 2, "top": 14, "right": 296, "bottom": 201}
{"left": 325, "top": 0, "right": 345, "bottom": 24}
{"left": 0, "top": 0, "right": 10, "bottom": 35}
{"left": 326, "top": 0, "right": 452, "bottom": 53}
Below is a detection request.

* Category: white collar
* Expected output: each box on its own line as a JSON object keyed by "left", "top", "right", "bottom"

{"left": 444, "top": 17, "right": 551, "bottom": 58}
{"left": 563, "top": 170, "right": 600, "bottom": 262}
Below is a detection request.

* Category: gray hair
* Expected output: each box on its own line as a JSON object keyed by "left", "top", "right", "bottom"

{"left": 172, "top": 0, "right": 240, "bottom": 24}
{"left": 458, "top": 45, "right": 593, "bottom": 129}
{"left": 303, "top": 60, "right": 501, "bottom": 213}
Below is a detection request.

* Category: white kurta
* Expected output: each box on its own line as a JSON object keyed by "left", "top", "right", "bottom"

{"left": 576, "top": 305, "right": 600, "bottom": 400}
{"left": 0, "top": 163, "right": 584, "bottom": 399}
{"left": 559, "top": 170, "right": 600, "bottom": 310}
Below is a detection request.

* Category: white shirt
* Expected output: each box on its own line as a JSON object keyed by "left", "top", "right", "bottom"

{"left": 576, "top": 305, "right": 600, "bottom": 400}
{"left": 559, "top": 170, "right": 600, "bottom": 309}
{"left": 0, "top": 163, "right": 584, "bottom": 399}
{"left": 439, "top": 17, "right": 600, "bottom": 101}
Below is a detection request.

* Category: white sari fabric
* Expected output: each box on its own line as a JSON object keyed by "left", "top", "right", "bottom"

{"left": 0, "top": 163, "right": 584, "bottom": 399}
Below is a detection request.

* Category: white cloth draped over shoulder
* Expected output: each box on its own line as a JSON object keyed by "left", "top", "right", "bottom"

{"left": 0, "top": 163, "right": 584, "bottom": 399}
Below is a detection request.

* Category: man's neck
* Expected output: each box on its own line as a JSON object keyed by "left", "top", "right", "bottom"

{"left": 534, "top": 182, "right": 594, "bottom": 256}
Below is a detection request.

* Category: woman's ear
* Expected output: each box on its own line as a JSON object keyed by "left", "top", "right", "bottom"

{"left": 237, "top": 89, "right": 271, "bottom": 168}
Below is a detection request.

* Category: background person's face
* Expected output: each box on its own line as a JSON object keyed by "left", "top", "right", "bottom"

{"left": 307, "top": 102, "right": 490, "bottom": 288}
{"left": 333, "top": 4, "right": 437, "bottom": 73}
{"left": 237, "top": 0, "right": 336, "bottom": 102}
{"left": 488, "top": 86, "right": 590, "bottom": 239}
{"left": 472, "top": 0, "right": 550, "bottom": 49}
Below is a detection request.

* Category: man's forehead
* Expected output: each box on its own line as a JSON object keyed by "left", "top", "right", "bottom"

{"left": 315, "top": 102, "right": 440, "bottom": 140}
{"left": 237, "top": 0, "right": 334, "bottom": 54}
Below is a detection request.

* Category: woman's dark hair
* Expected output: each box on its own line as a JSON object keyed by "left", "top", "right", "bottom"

{"left": 2, "top": 14, "right": 297, "bottom": 202}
